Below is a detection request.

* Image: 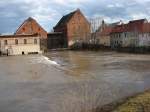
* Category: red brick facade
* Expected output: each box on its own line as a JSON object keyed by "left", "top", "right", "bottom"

{"left": 54, "top": 9, "right": 90, "bottom": 46}
{"left": 15, "top": 17, "right": 47, "bottom": 39}
{"left": 15, "top": 17, "right": 47, "bottom": 51}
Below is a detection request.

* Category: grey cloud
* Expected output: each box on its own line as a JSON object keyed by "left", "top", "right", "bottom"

{"left": 0, "top": 0, "right": 150, "bottom": 34}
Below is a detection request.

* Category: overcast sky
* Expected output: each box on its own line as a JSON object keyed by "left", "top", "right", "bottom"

{"left": 0, "top": 0, "right": 150, "bottom": 34}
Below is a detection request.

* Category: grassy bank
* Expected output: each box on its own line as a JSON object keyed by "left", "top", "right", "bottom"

{"left": 112, "top": 90, "right": 150, "bottom": 112}
{"left": 96, "top": 90, "right": 150, "bottom": 112}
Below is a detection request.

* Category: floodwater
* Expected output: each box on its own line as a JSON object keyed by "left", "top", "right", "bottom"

{"left": 0, "top": 51, "right": 150, "bottom": 112}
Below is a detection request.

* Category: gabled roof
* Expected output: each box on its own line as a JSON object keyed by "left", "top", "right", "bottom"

{"left": 15, "top": 17, "right": 47, "bottom": 34}
{"left": 54, "top": 9, "right": 78, "bottom": 29}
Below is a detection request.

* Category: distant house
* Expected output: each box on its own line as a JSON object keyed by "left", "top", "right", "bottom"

{"left": 110, "top": 19, "right": 150, "bottom": 49}
{"left": 54, "top": 9, "right": 91, "bottom": 47}
{"left": 15, "top": 17, "right": 47, "bottom": 51}
{"left": 96, "top": 20, "right": 123, "bottom": 47}
{"left": 97, "top": 26, "right": 112, "bottom": 47}
{"left": 0, "top": 34, "right": 41, "bottom": 55}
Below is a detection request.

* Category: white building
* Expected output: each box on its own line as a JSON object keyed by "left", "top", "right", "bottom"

{"left": 110, "top": 19, "right": 150, "bottom": 49}
{"left": 0, "top": 34, "right": 42, "bottom": 56}
{"left": 111, "top": 32, "right": 138, "bottom": 48}
{"left": 138, "top": 23, "right": 150, "bottom": 47}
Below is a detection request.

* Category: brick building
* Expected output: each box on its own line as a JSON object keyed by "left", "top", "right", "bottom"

{"left": 15, "top": 17, "right": 47, "bottom": 51}
{"left": 54, "top": 9, "right": 90, "bottom": 47}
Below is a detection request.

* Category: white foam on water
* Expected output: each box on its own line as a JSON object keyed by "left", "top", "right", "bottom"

{"left": 43, "top": 56, "right": 60, "bottom": 66}
{"left": 29, "top": 55, "right": 60, "bottom": 67}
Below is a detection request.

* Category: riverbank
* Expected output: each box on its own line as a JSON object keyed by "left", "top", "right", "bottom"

{"left": 116, "top": 47, "right": 150, "bottom": 54}
{"left": 69, "top": 43, "right": 150, "bottom": 54}
{"left": 70, "top": 43, "right": 111, "bottom": 51}
{"left": 113, "top": 90, "right": 150, "bottom": 112}
{"left": 97, "top": 90, "right": 150, "bottom": 112}
{"left": 0, "top": 52, "right": 149, "bottom": 112}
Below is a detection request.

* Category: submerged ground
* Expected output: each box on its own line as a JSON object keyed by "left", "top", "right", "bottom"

{"left": 0, "top": 51, "right": 150, "bottom": 112}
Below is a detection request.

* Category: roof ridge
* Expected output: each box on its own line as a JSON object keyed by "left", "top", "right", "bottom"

{"left": 129, "top": 18, "right": 147, "bottom": 23}
{"left": 54, "top": 9, "right": 78, "bottom": 29}
{"left": 15, "top": 17, "right": 34, "bottom": 34}
{"left": 15, "top": 17, "right": 47, "bottom": 34}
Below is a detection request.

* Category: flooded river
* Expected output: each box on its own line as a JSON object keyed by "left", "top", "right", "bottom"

{"left": 0, "top": 51, "right": 150, "bottom": 112}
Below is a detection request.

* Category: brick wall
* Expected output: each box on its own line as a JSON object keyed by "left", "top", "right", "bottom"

{"left": 67, "top": 10, "right": 90, "bottom": 43}
{"left": 15, "top": 18, "right": 47, "bottom": 39}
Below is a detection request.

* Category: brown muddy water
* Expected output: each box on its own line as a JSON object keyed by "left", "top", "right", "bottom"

{"left": 0, "top": 51, "right": 150, "bottom": 112}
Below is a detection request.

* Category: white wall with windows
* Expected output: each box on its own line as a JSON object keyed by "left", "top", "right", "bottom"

{"left": 138, "top": 33, "right": 150, "bottom": 47}
{"left": 0, "top": 36, "right": 42, "bottom": 55}
{"left": 111, "top": 32, "right": 139, "bottom": 48}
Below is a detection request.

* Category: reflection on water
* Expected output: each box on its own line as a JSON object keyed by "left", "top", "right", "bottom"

{"left": 44, "top": 51, "right": 150, "bottom": 111}
{"left": 0, "top": 52, "right": 150, "bottom": 112}
{"left": 45, "top": 52, "right": 93, "bottom": 77}
{"left": 45, "top": 51, "right": 150, "bottom": 82}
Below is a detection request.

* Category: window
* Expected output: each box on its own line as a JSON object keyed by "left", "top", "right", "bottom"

{"left": 15, "top": 39, "right": 18, "bottom": 45}
{"left": 23, "top": 28, "right": 25, "bottom": 31}
{"left": 120, "top": 41, "right": 122, "bottom": 44}
{"left": 34, "top": 39, "right": 37, "bottom": 44}
{"left": 24, "top": 39, "right": 27, "bottom": 44}
{"left": 4, "top": 40, "right": 7, "bottom": 45}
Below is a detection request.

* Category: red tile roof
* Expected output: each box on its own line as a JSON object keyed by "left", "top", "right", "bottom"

{"left": 129, "top": 19, "right": 147, "bottom": 24}
{"left": 99, "top": 26, "right": 112, "bottom": 36}
{"left": 15, "top": 17, "right": 47, "bottom": 35}
{"left": 111, "top": 19, "right": 150, "bottom": 34}
{"left": 111, "top": 24, "right": 127, "bottom": 33}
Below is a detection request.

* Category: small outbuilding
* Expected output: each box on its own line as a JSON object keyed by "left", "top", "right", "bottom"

{"left": 47, "top": 32, "right": 67, "bottom": 49}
